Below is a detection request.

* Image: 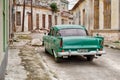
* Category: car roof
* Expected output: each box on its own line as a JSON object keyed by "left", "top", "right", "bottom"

{"left": 52, "top": 25, "right": 86, "bottom": 31}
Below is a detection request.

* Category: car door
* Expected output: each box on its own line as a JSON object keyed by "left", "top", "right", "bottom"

{"left": 48, "top": 28, "right": 56, "bottom": 55}
{"left": 45, "top": 28, "right": 53, "bottom": 54}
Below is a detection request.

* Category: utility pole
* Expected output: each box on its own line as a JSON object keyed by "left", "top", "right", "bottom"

{"left": 22, "top": 0, "right": 25, "bottom": 32}
{"left": 31, "top": 0, "right": 33, "bottom": 31}
{"left": 13, "top": 0, "right": 16, "bottom": 32}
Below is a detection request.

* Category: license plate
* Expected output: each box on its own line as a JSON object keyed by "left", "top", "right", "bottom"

{"left": 78, "top": 49, "right": 88, "bottom": 53}
{"left": 63, "top": 56, "right": 68, "bottom": 58}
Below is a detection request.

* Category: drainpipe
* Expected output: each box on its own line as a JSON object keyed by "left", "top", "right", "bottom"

{"left": 31, "top": 0, "right": 33, "bottom": 31}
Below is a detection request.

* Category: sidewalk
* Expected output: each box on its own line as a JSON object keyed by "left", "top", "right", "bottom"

{"left": 5, "top": 49, "right": 27, "bottom": 80}
{"left": 104, "top": 41, "right": 120, "bottom": 50}
{"left": 5, "top": 32, "right": 57, "bottom": 80}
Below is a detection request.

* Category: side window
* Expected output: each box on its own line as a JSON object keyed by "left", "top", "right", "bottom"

{"left": 49, "top": 28, "right": 55, "bottom": 36}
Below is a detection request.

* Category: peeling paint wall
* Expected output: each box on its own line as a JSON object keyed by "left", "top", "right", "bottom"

{"left": 0, "top": 0, "right": 9, "bottom": 79}
{"left": 72, "top": 0, "right": 120, "bottom": 41}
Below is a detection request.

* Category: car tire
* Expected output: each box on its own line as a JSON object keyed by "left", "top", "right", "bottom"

{"left": 87, "top": 55, "right": 94, "bottom": 61}
{"left": 55, "top": 57, "right": 61, "bottom": 63}
{"left": 45, "top": 47, "right": 48, "bottom": 53}
{"left": 53, "top": 50, "right": 61, "bottom": 63}
{"left": 42, "top": 41, "right": 44, "bottom": 46}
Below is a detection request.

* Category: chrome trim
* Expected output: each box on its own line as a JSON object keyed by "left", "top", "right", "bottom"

{"left": 58, "top": 50, "right": 106, "bottom": 57}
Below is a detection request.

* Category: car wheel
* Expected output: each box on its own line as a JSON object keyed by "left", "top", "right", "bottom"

{"left": 53, "top": 50, "right": 61, "bottom": 63}
{"left": 87, "top": 55, "right": 94, "bottom": 61}
{"left": 42, "top": 41, "right": 44, "bottom": 46}
{"left": 45, "top": 48, "right": 48, "bottom": 53}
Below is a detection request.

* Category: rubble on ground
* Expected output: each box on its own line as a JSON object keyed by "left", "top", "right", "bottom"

{"left": 31, "top": 39, "right": 42, "bottom": 46}
{"left": 104, "top": 41, "right": 120, "bottom": 50}
{"left": 6, "top": 32, "right": 58, "bottom": 80}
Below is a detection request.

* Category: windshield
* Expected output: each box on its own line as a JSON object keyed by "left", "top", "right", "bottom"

{"left": 58, "top": 28, "right": 87, "bottom": 36}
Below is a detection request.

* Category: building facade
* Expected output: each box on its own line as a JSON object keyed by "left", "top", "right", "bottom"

{"left": 72, "top": 0, "right": 120, "bottom": 41}
{"left": 0, "top": 0, "right": 9, "bottom": 79}
{"left": 14, "top": 0, "right": 69, "bottom": 32}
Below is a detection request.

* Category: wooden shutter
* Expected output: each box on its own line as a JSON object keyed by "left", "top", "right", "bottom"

{"left": 94, "top": 0, "right": 99, "bottom": 29}
{"left": 104, "top": 0, "right": 111, "bottom": 29}
{"left": 48, "top": 15, "right": 52, "bottom": 29}
{"left": 16, "top": 12, "right": 21, "bottom": 26}
{"left": 36, "top": 14, "right": 39, "bottom": 29}
{"left": 42, "top": 14, "right": 45, "bottom": 28}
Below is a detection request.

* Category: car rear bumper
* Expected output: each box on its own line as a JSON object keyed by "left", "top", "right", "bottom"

{"left": 58, "top": 50, "right": 106, "bottom": 57}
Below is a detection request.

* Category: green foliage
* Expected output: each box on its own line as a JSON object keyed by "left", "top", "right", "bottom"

{"left": 50, "top": 3, "right": 58, "bottom": 13}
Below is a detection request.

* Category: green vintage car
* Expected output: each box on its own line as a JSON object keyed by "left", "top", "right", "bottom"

{"left": 43, "top": 25, "right": 106, "bottom": 62}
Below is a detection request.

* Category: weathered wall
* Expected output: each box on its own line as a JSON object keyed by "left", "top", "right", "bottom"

{"left": 72, "top": 0, "right": 120, "bottom": 41}
{"left": 15, "top": 6, "right": 63, "bottom": 32}
{"left": 0, "top": 0, "right": 3, "bottom": 59}
{"left": 0, "top": 0, "right": 9, "bottom": 79}
{"left": 15, "top": 0, "right": 69, "bottom": 32}
{"left": 99, "top": 0, "right": 104, "bottom": 30}
{"left": 93, "top": 32, "right": 120, "bottom": 41}
{"left": 111, "top": 0, "right": 119, "bottom": 30}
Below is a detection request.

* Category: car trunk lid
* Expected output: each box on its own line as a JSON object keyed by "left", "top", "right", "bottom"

{"left": 62, "top": 36, "right": 100, "bottom": 49}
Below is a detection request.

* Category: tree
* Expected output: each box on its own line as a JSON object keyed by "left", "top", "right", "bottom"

{"left": 50, "top": 3, "right": 58, "bottom": 13}
{"left": 50, "top": 3, "right": 58, "bottom": 26}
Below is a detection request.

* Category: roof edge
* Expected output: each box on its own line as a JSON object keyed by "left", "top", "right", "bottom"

{"left": 71, "top": 0, "right": 84, "bottom": 11}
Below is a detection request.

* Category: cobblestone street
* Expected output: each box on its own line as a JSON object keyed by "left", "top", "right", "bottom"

{"left": 5, "top": 32, "right": 120, "bottom": 80}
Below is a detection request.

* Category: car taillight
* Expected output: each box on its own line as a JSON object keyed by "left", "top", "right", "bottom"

{"left": 60, "top": 39, "right": 63, "bottom": 47}
{"left": 62, "top": 50, "right": 64, "bottom": 52}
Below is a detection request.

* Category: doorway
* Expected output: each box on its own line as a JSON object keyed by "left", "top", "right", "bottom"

{"left": 83, "top": 9, "right": 85, "bottom": 26}
{"left": 94, "top": 0, "right": 99, "bottom": 29}
{"left": 28, "top": 13, "right": 32, "bottom": 31}
{"left": 42, "top": 14, "right": 45, "bottom": 28}
{"left": 104, "top": 0, "right": 111, "bottom": 29}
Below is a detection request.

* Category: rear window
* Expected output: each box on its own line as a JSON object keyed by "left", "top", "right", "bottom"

{"left": 58, "top": 28, "right": 87, "bottom": 36}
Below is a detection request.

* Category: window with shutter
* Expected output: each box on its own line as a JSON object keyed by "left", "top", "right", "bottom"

{"left": 83, "top": 9, "right": 85, "bottom": 26}
{"left": 42, "top": 14, "right": 46, "bottom": 28}
{"left": 48, "top": 15, "right": 52, "bottom": 29}
{"left": 94, "top": 0, "right": 99, "bottom": 29}
{"left": 16, "top": 12, "right": 21, "bottom": 26}
{"left": 104, "top": 0, "right": 111, "bottom": 29}
{"left": 55, "top": 16, "right": 57, "bottom": 25}
{"left": 36, "top": 14, "right": 39, "bottom": 29}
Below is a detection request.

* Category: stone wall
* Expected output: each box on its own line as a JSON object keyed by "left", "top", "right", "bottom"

{"left": 93, "top": 32, "right": 120, "bottom": 42}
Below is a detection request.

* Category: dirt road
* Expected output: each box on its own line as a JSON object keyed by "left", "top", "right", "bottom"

{"left": 39, "top": 47, "right": 120, "bottom": 80}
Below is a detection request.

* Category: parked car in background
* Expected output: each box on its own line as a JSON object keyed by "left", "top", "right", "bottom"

{"left": 43, "top": 25, "right": 106, "bottom": 63}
